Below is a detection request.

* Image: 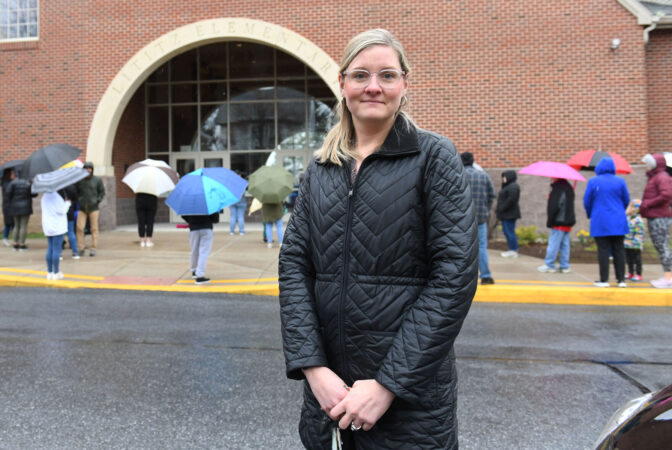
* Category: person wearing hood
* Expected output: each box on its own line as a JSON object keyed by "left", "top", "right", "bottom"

{"left": 75, "top": 161, "right": 105, "bottom": 257}
{"left": 640, "top": 153, "right": 672, "bottom": 288}
{"left": 496, "top": 170, "right": 521, "bottom": 258}
{"left": 583, "top": 157, "right": 630, "bottom": 288}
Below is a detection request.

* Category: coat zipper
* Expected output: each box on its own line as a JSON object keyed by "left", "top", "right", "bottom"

{"left": 338, "top": 163, "right": 356, "bottom": 382}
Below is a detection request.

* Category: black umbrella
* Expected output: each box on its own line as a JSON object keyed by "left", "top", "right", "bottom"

{"left": 0, "top": 159, "right": 24, "bottom": 176}
{"left": 22, "top": 143, "right": 82, "bottom": 180}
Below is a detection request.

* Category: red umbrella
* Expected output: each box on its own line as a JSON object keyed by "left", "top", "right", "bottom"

{"left": 567, "top": 149, "right": 633, "bottom": 175}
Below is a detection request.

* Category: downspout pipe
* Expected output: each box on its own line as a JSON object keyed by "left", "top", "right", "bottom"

{"left": 644, "top": 14, "right": 661, "bottom": 44}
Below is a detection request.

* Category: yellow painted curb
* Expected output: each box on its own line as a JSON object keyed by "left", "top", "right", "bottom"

{"left": 474, "top": 285, "right": 672, "bottom": 307}
{"left": 0, "top": 273, "right": 669, "bottom": 305}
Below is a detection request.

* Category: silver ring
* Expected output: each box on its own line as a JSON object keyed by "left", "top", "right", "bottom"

{"left": 350, "top": 422, "right": 362, "bottom": 431}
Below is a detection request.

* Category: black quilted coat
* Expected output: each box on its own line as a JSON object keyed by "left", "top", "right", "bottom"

{"left": 279, "top": 117, "right": 478, "bottom": 449}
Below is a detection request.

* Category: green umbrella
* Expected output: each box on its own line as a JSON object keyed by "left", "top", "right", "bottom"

{"left": 248, "top": 165, "right": 293, "bottom": 204}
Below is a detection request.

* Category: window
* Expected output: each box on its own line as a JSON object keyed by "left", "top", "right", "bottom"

{"left": 145, "top": 41, "right": 336, "bottom": 176}
{"left": 0, "top": 0, "right": 39, "bottom": 42}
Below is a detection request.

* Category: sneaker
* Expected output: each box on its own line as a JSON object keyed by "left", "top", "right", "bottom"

{"left": 140, "top": 241, "right": 146, "bottom": 247}
{"left": 78, "top": 250, "right": 85, "bottom": 257}
{"left": 501, "top": 250, "right": 519, "bottom": 258}
{"left": 558, "top": 268, "right": 571, "bottom": 274}
{"left": 54, "top": 272, "right": 64, "bottom": 280}
{"left": 631, "top": 274, "right": 642, "bottom": 282}
{"left": 2, "top": 238, "right": 10, "bottom": 247}
{"left": 240, "top": 232, "right": 245, "bottom": 236}
{"left": 72, "top": 254, "right": 80, "bottom": 260}
{"left": 230, "top": 232, "right": 235, "bottom": 236}
{"left": 594, "top": 281, "right": 610, "bottom": 288}
{"left": 537, "top": 265, "right": 556, "bottom": 273}
{"left": 46, "top": 272, "right": 53, "bottom": 280}
{"left": 625, "top": 273, "right": 633, "bottom": 280}
{"left": 617, "top": 281, "right": 627, "bottom": 288}
{"left": 18, "top": 245, "right": 28, "bottom": 251}
{"left": 481, "top": 277, "right": 495, "bottom": 285}
{"left": 89, "top": 250, "right": 96, "bottom": 257}
{"left": 651, "top": 277, "right": 672, "bottom": 289}
{"left": 195, "top": 277, "right": 210, "bottom": 285}
{"left": 192, "top": 271, "right": 197, "bottom": 279}
{"left": 59, "top": 256, "right": 63, "bottom": 261}
{"left": 145, "top": 241, "right": 154, "bottom": 247}
{"left": 267, "top": 242, "right": 273, "bottom": 248}
{"left": 13, "top": 244, "right": 19, "bottom": 251}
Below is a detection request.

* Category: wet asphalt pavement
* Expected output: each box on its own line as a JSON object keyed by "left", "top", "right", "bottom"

{"left": 0, "top": 287, "right": 670, "bottom": 449}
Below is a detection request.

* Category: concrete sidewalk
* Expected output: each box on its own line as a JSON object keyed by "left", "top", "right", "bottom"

{"left": 0, "top": 223, "right": 670, "bottom": 307}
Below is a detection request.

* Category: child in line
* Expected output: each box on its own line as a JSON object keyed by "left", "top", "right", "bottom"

{"left": 42, "top": 191, "right": 71, "bottom": 280}
{"left": 624, "top": 199, "right": 645, "bottom": 282}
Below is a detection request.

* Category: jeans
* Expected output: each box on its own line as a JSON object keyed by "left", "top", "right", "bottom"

{"left": 501, "top": 219, "right": 518, "bottom": 251}
{"left": 544, "top": 228, "right": 570, "bottom": 270}
{"left": 189, "top": 229, "right": 214, "bottom": 278}
{"left": 477, "top": 222, "right": 491, "bottom": 279}
{"left": 595, "top": 236, "right": 625, "bottom": 283}
{"left": 3, "top": 223, "right": 13, "bottom": 239}
{"left": 229, "top": 204, "right": 245, "bottom": 234}
{"left": 46, "top": 234, "right": 65, "bottom": 273}
{"left": 67, "top": 220, "right": 78, "bottom": 255}
{"left": 265, "top": 219, "right": 284, "bottom": 244}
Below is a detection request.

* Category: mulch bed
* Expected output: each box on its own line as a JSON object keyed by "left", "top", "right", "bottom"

{"left": 488, "top": 240, "right": 661, "bottom": 264}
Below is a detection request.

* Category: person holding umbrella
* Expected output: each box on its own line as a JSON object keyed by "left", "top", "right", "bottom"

{"left": 247, "top": 165, "right": 293, "bottom": 248}
{"left": 278, "top": 29, "right": 477, "bottom": 448}
{"left": 76, "top": 162, "right": 105, "bottom": 257}
{"left": 6, "top": 171, "right": 37, "bottom": 251}
{"left": 537, "top": 178, "right": 576, "bottom": 274}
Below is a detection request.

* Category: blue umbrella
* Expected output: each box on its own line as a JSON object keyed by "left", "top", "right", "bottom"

{"left": 165, "top": 167, "right": 247, "bottom": 215}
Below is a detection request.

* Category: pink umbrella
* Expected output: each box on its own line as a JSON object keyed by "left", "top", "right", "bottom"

{"left": 518, "top": 161, "right": 586, "bottom": 181}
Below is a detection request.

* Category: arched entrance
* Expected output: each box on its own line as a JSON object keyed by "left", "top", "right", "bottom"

{"left": 87, "top": 18, "right": 340, "bottom": 176}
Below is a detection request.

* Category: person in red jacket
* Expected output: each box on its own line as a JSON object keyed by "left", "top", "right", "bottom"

{"left": 640, "top": 154, "right": 672, "bottom": 288}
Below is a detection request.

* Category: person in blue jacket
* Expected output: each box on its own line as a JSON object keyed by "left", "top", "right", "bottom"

{"left": 583, "top": 157, "right": 630, "bottom": 288}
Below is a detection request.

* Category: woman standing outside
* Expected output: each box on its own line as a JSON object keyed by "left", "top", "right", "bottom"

{"left": 136, "top": 192, "right": 157, "bottom": 247}
{"left": 6, "top": 173, "right": 35, "bottom": 251}
{"left": 279, "top": 29, "right": 477, "bottom": 449}
{"left": 640, "top": 153, "right": 672, "bottom": 288}
{"left": 583, "top": 157, "right": 630, "bottom": 287}
{"left": 41, "top": 191, "right": 70, "bottom": 280}
{"left": 496, "top": 170, "right": 521, "bottom": 258}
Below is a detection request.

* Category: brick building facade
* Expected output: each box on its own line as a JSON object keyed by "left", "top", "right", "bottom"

{"left": 1, "top": 0, "right": 670, "bottom": 232}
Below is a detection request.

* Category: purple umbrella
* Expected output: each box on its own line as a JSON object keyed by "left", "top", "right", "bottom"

{"left": 518, "top": 161, "right": 586, "bottom": 182}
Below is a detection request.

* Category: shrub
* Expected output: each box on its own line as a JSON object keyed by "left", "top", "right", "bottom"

{"left": 515, "top": 225, "right": 548, "bottom": 245}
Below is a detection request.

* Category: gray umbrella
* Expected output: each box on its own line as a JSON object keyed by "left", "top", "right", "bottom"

{"left": 31, "top": 167, "right": 89, "bottom": 194}
{"left": 0, "top": 159, "right": 24, "bottom": 175}
{"left": 23, "top": 143, "right": 82, "bottom": 180}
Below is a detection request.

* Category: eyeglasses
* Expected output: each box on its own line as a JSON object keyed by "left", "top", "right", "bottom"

{"left": 342, "top": 69, "right": 406, "bottom": 88}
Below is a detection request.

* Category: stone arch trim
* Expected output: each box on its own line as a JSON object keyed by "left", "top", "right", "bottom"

{"left": 87, "top": 18, "right": 340, "bottom": 175}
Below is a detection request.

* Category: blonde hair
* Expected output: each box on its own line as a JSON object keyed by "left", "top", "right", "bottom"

{"left": 315, "top": 29, "right": 413, "bottom": 166}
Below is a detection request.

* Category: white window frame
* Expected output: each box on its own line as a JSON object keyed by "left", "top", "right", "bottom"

{"left": 0, "top": 0, "right": 39, "bottom": 43}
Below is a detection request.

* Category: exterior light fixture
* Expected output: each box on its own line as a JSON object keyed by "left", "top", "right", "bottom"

{"left": 611, "top": 38, "right": 621, "bottom": 50}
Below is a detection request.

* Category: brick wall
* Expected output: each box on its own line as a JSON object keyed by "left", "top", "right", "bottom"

{"left": 1, "top": 0, "right": 667, "bottom": 231}
{"left": 646, "top": 29, "right": 672, "bottom": 153}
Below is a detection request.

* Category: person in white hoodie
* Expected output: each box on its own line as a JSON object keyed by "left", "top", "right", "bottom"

{"left": 41, "top": 191, "right": 70, "bottom": 280}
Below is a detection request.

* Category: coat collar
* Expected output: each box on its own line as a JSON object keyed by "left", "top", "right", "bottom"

{"left": 376, "top": 114, "right": 419, "bottom": 157}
